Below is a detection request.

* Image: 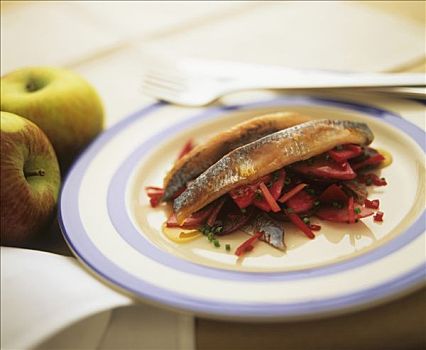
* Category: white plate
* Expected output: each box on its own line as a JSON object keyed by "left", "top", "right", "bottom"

{"left": 60, "top": 94, "right": 425, "bottom": 320}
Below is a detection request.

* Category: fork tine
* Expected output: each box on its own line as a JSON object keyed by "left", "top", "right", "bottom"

{"left": 142, "top": 81, "right": 179, "bottom": 101}
{"left": 144, "top": 72, "right": 184, "bottom": 92}
{"left": 145, "top": 66, "right": 187, "bottom": 84}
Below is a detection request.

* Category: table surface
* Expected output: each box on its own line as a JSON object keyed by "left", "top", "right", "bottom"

{"left": 1, "top": 1, "right": 425, "bottom": 349}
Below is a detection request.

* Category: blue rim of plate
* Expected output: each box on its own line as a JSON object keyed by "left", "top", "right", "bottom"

{"left": 59, "top": 95, "right": 426, "bottom": 318}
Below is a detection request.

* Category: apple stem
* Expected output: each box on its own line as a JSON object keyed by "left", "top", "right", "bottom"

{"left": 25, "top": 169, "right": 46, "bottom": 177}
{"left": 26, "top": 79, "right": 39, "bottom": 92}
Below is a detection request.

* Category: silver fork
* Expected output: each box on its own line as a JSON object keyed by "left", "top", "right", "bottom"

{"left": 142, "top": 59, "right": 425, "bottom": 106}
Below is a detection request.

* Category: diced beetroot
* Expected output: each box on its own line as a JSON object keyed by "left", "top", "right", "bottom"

{"left": 319, "top": 184, "right": 348, "bottom": 203}
{"left": 253, "top": 195, "right": 272, "bottom": 212}
{"left": 351, "top": 153, "right": 385, "bottom": 170}
{"left": 230, "top": 174, "right": 276, "bottom": 210}
{"left": 229, "top": 185, "right": 255, "bottom": 209}
{"left": 150, "top": 197, "right": 161, "bottom": 207}
{"left": 358, "top": 173, "right": 387, "bottom": 186}
{"left": 286, "top": 190, "right": 315, "bottom": 214}
{"left": 293, "top": 159, "right": 356, "bottom": 180}
{"left": 316, "top": 206, "right": 374, "bottom": 223}
{"left": 145, "top": 186, "right": 165, "bottom": 207}
{"left": 328, "top": 144, "right": 363, "bottom": 163}
{"left": 364, "top": 199, "right": 380, "bottom": 209}
{"left": 374, "top": 211, "right": 384, "bottom": 222}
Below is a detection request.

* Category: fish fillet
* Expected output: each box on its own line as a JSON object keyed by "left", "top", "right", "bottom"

{"left": 162, "top": 112, "right": 312, "bottom": 201}
{"left": 174, "top": 119, "right": 373, "bottom": 223}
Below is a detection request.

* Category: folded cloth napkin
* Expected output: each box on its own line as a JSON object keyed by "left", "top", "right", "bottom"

{"left": 1, "top": 247, "right": 194, "bottom": 350}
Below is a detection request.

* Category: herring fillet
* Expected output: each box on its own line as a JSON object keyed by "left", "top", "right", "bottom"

{"left": 174, "top": 119, "right": 374, "bottom": 223}
{"left": 241, "top": 212, "right": 286, "bottom": 251}
{"left": 162, "top": 112, "right": 312, "bottom": 201}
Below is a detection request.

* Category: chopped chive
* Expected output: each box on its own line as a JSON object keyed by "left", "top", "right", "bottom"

{"left": 225, "top": 244, "right": 231, "bottom": 251}
{"left": 314, "top": 200, "right": 320, "bottom": 207}
{"left": 286, "top": 207, "right": 294, "bottom": 213}
{"left": 214, "top": 226, "right": 223, "bottom": 234}
{"left": 213, "top": 240, "right": 220, "bottom": 247}
{"left": 354, "top": 207, "right": 361, "bottom": 214}
{"left": 335, "top": 145, "right": 343, "bottom": 151}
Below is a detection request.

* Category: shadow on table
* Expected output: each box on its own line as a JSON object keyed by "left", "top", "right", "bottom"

{"left": 196, "top": 287, "right": 426, "bottom": 350}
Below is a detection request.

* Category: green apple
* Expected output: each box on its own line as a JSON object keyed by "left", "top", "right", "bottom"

{"left": 0, "top": 111, "right": 61, "bottom": 245}
{"left": 1, "top": 66, "right": 104, "bottom": 170}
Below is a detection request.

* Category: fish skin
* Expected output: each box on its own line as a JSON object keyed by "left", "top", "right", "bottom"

{"left": 162, "top": 112, "right": 312, "bottom": 201}
{"left": 173, "top": 119, "right": 373, "bottom": 223}
{"left": 241, "top": 212, "right": 286, "bottom": 251}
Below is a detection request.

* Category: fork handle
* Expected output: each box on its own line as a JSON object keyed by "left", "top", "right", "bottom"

{"left": 227, "top": 71, "right": 425, "bottom": 90}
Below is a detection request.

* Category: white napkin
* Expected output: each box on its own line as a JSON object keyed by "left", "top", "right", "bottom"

{"left": 1, "top": 247, "right": 194, "bottom": 350}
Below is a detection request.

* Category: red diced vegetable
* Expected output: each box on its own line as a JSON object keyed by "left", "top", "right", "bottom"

{"left": 364, "top": 199, "right": 380, "bottom": 209}
{"left": 231, "top": 174, "right": 280, "bottom": 211}
{"left": 229, "top": 185, "right": 255, "bottom": 209}
{"left": 293, "top": 159, "right": 356, "bottom": 180}
{"left": 358, "top": 173, "right": 387, "bottom": 186}
{"left": 348, "top": 197, "right": 355, "bottom": 224}
{"left": 374, "top": 211, "right": 384, "bottom": 222}
{"left": 287, "top": 212, "right": 315, "bottom": 239}
{"left": 150, "top": 197, "right": 161, "bottom": 207}
{"left": 286, "top": 190, "right": 315, "bottom": 214}
{"left": 309, "top": 224, "right": 322, "bottom": 231}
{"left": 235, "top": 231, "right": 264, "bottom": 256}
{"left": 145, "top": 186, "right": 164, "bottom": 207}
{"left": 278, "top": 183, "right": 307, "bottom": 203}
{"left": 177, "top": 139, "right": 195, "bottom": 159}
{"left": 259, "top": 182, "right": 281, "bottom": 212}
{"left": 319, "top": 184, "right": 348, "bottom": 203}
{"left": 328, "top": 144, "right": 363, "bottom": 163}
{"left": 253, "top": 195, "right": 272, "bottom": 212}
{"left": 352, "top": 153, "right": 385, "bottom": 170}
{"left": 270, "top": 170, "right": 286, "bottom": 199}
{"left": 316, "top": 206, "right": 374, "bottom": 223}
{"left": 207, "top": 198, "right": 226, "bottom": 226}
